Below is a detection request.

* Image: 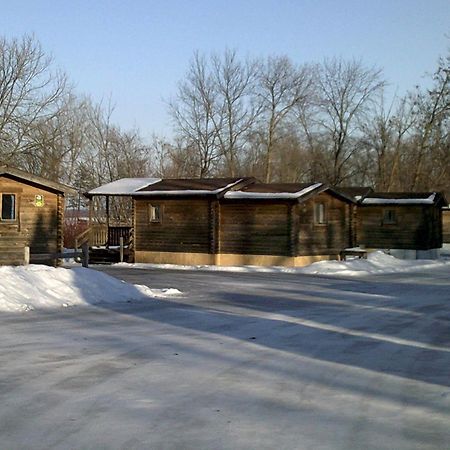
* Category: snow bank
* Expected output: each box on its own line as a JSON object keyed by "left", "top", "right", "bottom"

{"left": 298, "top": 251, "right": 450, "bottom": 276}
{"left": 117, "top": 251, "right": 450, "bottom": 277}
{"left": 0, "top": 265, "right": 181, "bottom": 312}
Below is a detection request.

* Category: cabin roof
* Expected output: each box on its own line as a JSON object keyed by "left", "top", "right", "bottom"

{"left": 134, "top": 177, "right": 255, "bottom": 196}
{"left": 336, "top": 186, "right": 374, "bottom": 201}
{"left": 0, "top": 165, "right": 76, "bottom": 195}
{"left": 224, "top": 182, "right": 355, "bottom": 203}
{"left": 361, "top": 192, "right": 447, "bottom": 206}
{"left": 86, "top": 177, "right": 356, "bottom": 202}
{"left": 86, "top": 177, "right": 161, "bottom": 197}
{"left": 224, "top": 182, "right": 324, "bottom": 199}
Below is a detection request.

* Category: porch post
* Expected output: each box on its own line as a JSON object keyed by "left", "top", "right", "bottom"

{"left": 106, "top": 195, "right": 110, "bottom": 248}
{"left": 88, "top": 196, "right": 93, "bottom": 228}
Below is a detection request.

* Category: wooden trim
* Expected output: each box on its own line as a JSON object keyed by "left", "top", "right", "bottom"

{"left": 288, "top": 203, "right": 296, "bottom": 256}
{"left": 210, "top": 200, "right": 220, "bottom": 255}
{"left": 56, "top": 194, "right": 64, "bottom": 264}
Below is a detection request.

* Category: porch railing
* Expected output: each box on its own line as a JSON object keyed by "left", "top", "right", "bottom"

{"left": 108, "top": 226, "right": 132, "bottom": 247}
{"left": 75, "top": 225, "right": 133, "bottom": 249}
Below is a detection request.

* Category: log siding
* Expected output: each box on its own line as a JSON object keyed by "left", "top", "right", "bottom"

{"left": 0, "top": 175, "right": 63, "bottom": 265}
{"left": 134, "top": 198, "right": 212, "bottom": 254}
{"left": 297, "top": 193, "right": 351, "bottom": 256}
{"left": 132, "top": 190, "right": 352, "bottom": 265}
{"left": 357, "top": 204, "right": 442, "bottom": 250}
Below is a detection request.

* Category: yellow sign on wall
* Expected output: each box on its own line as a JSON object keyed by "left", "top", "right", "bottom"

{"left": 34, "top": 195, "right": 45, "bottom": 207}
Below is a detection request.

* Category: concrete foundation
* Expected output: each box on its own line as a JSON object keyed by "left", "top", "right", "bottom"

{"left": 134, "top": 251, "right": 339, "bottom": 267}
{"left": 387, "top": 248, "right": 440, "bottom": 260}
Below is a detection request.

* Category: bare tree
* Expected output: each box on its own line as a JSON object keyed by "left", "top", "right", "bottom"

{"left": 359, "top": 93, "right": 416, "bottom": 190}
{"left": 408, "top": 52, "right": 450, "bottom": 190}
{"left": 211, "top": 50, "right": 259, "bottom": 176}
{"left": 256, "top": 56, "right": 314, "bottom": 182}
{"left": 17, "top": 94, "right": 91, "bottom": 183}
{"left": 312, "top": 58, "right": 385, "bottom": 185}
{"left": 168, "top": 52, "right": 221, "bottom": 177}
{"left": 0, "top": 35, "right": 68, "bottom": 164}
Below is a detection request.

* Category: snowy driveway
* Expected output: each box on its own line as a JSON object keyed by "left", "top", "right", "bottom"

{"left": 1, "top": 265, "right": 449, "bottom": 450}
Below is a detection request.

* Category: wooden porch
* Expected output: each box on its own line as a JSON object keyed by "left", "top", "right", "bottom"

{"left": 75, "top": 225, "right": 134, "bottom": 264}
{"left": 77, "top": 186, "right": 137, "bottom": 264}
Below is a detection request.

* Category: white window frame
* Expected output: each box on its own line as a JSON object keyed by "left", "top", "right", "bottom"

{"left": 314, "top": 202, "right": 326, "bottom": 225}
{"left": 149, "top": 204, "right": 162, "bottom": 223}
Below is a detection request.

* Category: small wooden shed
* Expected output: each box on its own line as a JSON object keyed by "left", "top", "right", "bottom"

{"left": 356, "top": 192, "right": 447, "bottom": 258}
{"left": 0, "top": 166, "right": 75, "bottom": 265}
{"left": 130, "top": 178, "right": 354, "bottom": 266}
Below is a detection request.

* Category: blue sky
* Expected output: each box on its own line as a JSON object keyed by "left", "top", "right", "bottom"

{"left": 1, "top": 0, "right": 449, "bottom": 139}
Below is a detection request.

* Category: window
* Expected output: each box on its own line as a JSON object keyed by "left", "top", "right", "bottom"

{"left": 149, "top": 204, "right": 162, "bottom": 223}
{"left": 383, "top": 209, "right": 397, "bottom": 224}
{"left": 314, "top": 202, "right": 326, "bottom": 224}
{"left": 1, "top": 194, "right": 16, "bottom": 221}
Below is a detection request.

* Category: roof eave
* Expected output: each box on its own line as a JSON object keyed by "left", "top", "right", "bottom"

{"left": 0, "top": 165, "right": 77, "bottom": 195}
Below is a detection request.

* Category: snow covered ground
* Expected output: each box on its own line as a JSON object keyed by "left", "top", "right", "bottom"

{"left": 3, "top": 251, "right": 449, "bottom": 313}
{"left": 0, "top": 255, "right": 449, "bottom": 449}
{"left": 0, "top": 265, "right": 180, "bottom": 312}
{"left": 118, "top": 250, "right": 450, "bottom": 276}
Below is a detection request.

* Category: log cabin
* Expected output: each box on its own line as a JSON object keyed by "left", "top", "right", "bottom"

{"left": 0, "top": 166, "right": 76, "bottom": 265}
{"left": 355, "top": 191, "right": 447, "bottom": 258}
{"left": 217, "top": 182, "right": 354, "bottom": 266}
{"left": 86, "top": 178, "right": 351, "bottom": 266}
{"left": 335, "top": 186, "right": 374, "bottom": 247}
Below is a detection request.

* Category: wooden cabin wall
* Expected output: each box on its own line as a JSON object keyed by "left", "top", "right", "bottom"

{"left": 357, "top": 205, "right": 442, "bottom": 250}
{"left": 134, "top": 198, "right": 212, "bottom": 253}
{"left": 134, "top": 193, "right": 352, "bottom": 260}
{"left": 219, "top": 193, "right": 351, "bottom": 257}
{"left": 429, "top": 205, "right": 443, "bottom": 249}
{"left": 297, "top": 193, "right": 351, "bottom": 256}
{"left": 442, "top": 210, "right": 450, "bottom": 243}
{"left": 219, "top": 202, "right": 290, "bottom": 256}
{"left": 0, "top": 176, "right": 60, "bottom": 265}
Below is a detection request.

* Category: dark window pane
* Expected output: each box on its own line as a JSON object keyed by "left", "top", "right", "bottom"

{"left": 383, "top": 209, "right": 396, "bottom": 224}
{"left": 2, "top": 194, "right": 16, "bottom": 220}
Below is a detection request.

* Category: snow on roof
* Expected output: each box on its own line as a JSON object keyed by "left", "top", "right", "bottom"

{"left": 361, "top": 193, "right": 437, "bottom": 205}
{"left": 224, "top": 183, "right": 323, "bottom": 199}
{"left": 87, "top": 178, "right": 161, "bottom": 196}
{"left": 134, "top": 178, "right": 247, "bottom": 196}
{"left": 336, "top": 186, "right": 374, "bottom": 200}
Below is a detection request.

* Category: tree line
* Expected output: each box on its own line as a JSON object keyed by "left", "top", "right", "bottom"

{"left": 1, "top": 35, "right": 449, "bottom": 200}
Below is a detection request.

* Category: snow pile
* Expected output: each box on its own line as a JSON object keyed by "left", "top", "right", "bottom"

{"left": 118, "top": 251, "right": 450, "bottom": 276}
{"left": 0, "top": 265, "right": 181, "bottom": 312}
{"left": 298, "top": 251, "right": 450, "bottom": 276}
